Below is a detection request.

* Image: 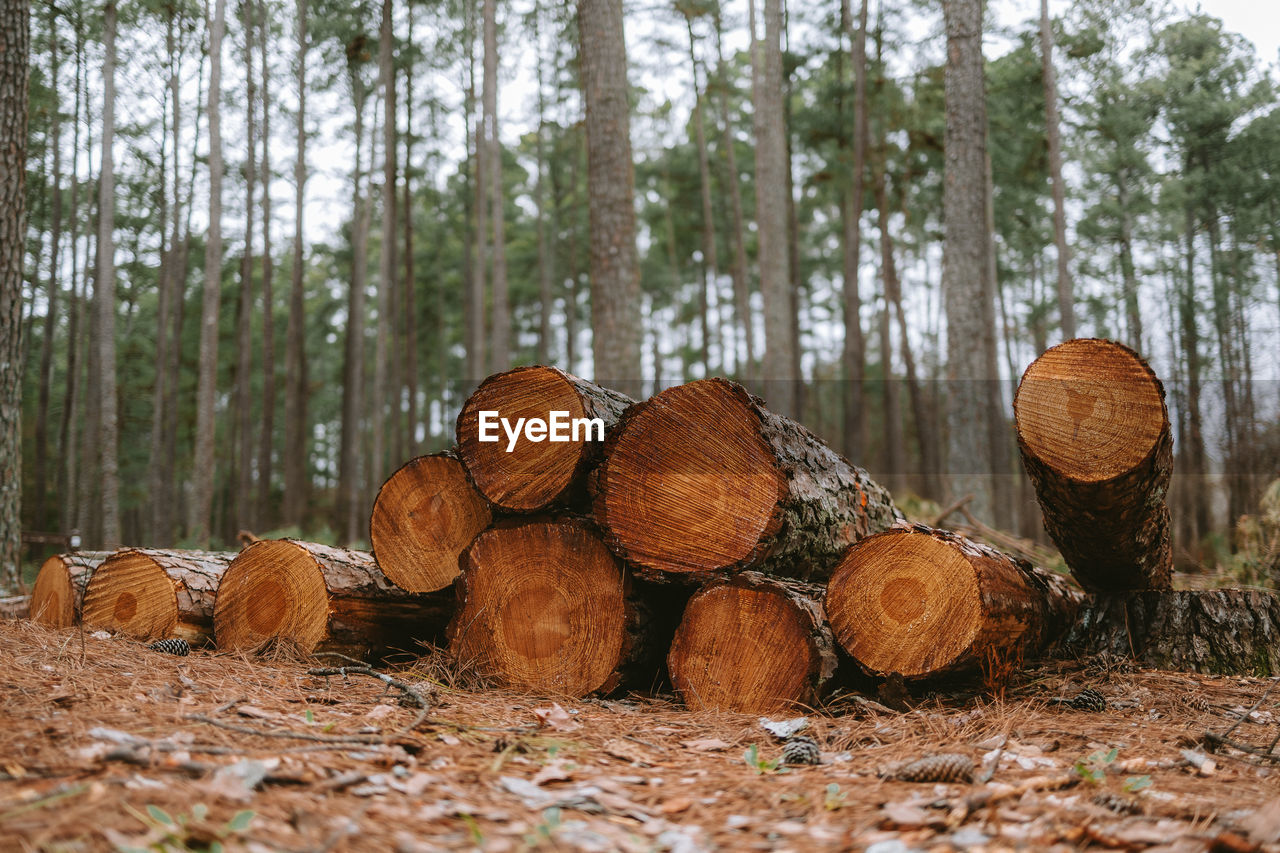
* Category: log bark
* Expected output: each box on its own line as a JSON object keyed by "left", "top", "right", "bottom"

{"left": 369, "top": 452, "right": 492, "bottom": 593}
{"left": 825, "top": 525, "right": 1082, "bottom": 679}
{"left": 1062, "top": 590, "right": 1280, "bottom": 676}
{"left": 215, "top": 539, "right": 453, "bottom": 660}
{"left": 30, "top": 550, "right": 112, "bottom": 627}
{"left": 448, "top": 517, "right": 666, "bottom": 697}
{"left": 668, "top": 571, "right": 836, "bottom": 713}
{"left": 0, "top": 596, "right": 28, "bottom": 619}
{"left": 456, "top": 366, "right": 632, "bottom": 512}
{"left": 1014, "top": 338, "right": 1173, "bottom": 591}
{"left": 591, "top": 378, "right": 901, "bottom": 581}
{"left": 81, "top": 549, "right": 237, "bottom": 644}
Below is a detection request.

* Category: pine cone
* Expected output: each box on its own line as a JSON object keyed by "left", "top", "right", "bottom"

{"left": 149, "top": 638, "right": 190, "bottom": 656}
{"left": 781, "top": 735, "right": 821, "bottom": 766}
{"left": 1068, "top": 688, "right": 1107, "bottom": 712}
{"left": 891, "top": 753, "right": 974, "bottom": 783}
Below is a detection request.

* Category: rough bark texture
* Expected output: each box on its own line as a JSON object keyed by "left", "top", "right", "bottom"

{"left": 283, "top": 0, "right": 309, "bottom": 528}
{"left": 95, "top": 1, "right": 120, "bottom": 547}
{"left": 370, "top": 452, "right": 492, "bottom": 593}
{"left": 1014, "top": 338, "right": 1173, "bottom": 591}
{"left": 840, "top": 0, "right": 869, "bottom": 462}
{"left": 576, "top": 0, "right": 642, "bottom": 398}
{"left": 257, "top": 0, "right": 276, "bottom": 528}
{"left": 449, "top": 518, "right": 666, "bottom": 697}
{"left": 373, "top": 0, "right": 396, "bottom": 493}
{"left": 669, "top": 571, "right": 836, "bottom": 713}
{"left": 826, "top": 525, "right": 1082, "bottom": 679}
{"left": 456, "top": 366, "right": 633, "bottom": 512}
{"left": 1039, "top": 0, "right": 1074, "bottom": 341}
{"left": 592, "top": 378, "right": 902, "bottom": 582}
{"left": 82, "top": 550, "right": 237, "bottom": 644}
{"left": 1062, "top": 590, "right": 1280, "bottom": 676}
{"left": 482, "top": 0, "right": 509, "bottom": 371}
{"left": 30, "top": 550, "right": 112, "bottom": 628}
{"left": 215, "top": 539, "right": 452, "bottom": 660}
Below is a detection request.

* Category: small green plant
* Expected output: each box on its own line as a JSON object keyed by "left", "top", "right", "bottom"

{"left": 743, "top": 743, "right": 781, "bottom": 775}
{"left": 522, "top": 807, "right": 563, "bottom": 848}
{"left": 458, "top": 812, "right": 484, "bottom": 848}
{"left": 1073, "top": 747, "right": 1119, "bottom": 785}
{"left": 823, "top": 783, "right": 847, "bottom": 811}
{"left": 1122, "top": 774, "right": 1153, "bottom": 793}
{"left": 117, "top": 804, "right": 254, "bottom": 853}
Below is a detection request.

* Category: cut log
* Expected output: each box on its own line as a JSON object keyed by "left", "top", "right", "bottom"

{"left": 825, "top": 525, "right": 1082, "bottom": 679}
{"left": 449, "top": 518, "right": 660, "bottom": 696}
{"left": 214, "top": 539, "right": 453, "bottom": 660}
{"left": 29, "top": 551, "right": 112, "bottom": 627}
{"left": 455, "top": 366, "right": 633, "bottom": 512}
{"left": 81, "top": 549, "right": 237, "bottom": 644}
{"left": 591, "top": 378, "right": 902, "bottom": 581}
{"left": 370, "top": 452, "right": 492, "bottom": 593}
{"left": 1062, "top": 590, "right": 1280, "bottom": 676}
{"left": 1014, "top": 338, "right": 1173, "bottom": 591}
{"left": 667, "top": 571, "right": 836, "bottom": 713}
{"left": 0, "top": 596, "right": 30, "bottom": 619}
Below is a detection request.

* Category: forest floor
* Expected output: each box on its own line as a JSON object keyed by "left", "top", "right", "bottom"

{"left": 3, "top": 619, "right": 1280, "bottom": 853}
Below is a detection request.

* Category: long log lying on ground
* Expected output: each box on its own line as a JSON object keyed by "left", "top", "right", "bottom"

{"left": 591, "top": 378, "right": 902, "bottom": 581}
{"left": 29, "top": 551, "right": 112, "bottom": 627}
{"left": 668, "top": 571, "right": 836, "bottom": 713}
{"left": 448, "top": 518, "right": 665, "bottom": 696}
{"left": 1014, "top": 338, "right": 1173, "bottom": 591}
{"left": 215, "top": 539, "right": 453, "bottom": 660}
{"left": 456, "top": 366, "right": 633, "bottom": 512}
{"left": 825, "top": 525, "right": 1081, "bottom": 679}
{"left": 1063, "top": 590, "right": 1280, "bottom": 675}
{"left": 81, "top": 549, "right": 237, "bottom": 644}
{"left": 370, "top": 452, "right": 492, "bottom": 592}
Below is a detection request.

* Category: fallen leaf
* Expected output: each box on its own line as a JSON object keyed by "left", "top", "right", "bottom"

{"left": 661, "top": 797, "right": 693, "bottom": 814}
{"left": 681, "top": 738, "right": 731, "bottom": 752}
{"left": 532, "top": 703, "right": 581, "bottom": 732}
{"left": 759, "top": 717, "right": 808, "bottom": 739}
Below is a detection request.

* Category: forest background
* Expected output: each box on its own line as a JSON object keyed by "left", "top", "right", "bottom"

{"left": 2, "top": 0, "right": 1279, "bottom": 591}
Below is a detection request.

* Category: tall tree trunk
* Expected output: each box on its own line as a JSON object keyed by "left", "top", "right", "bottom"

{"left": 76, "top": 74, "right": 99, "bottom": 545}
{"left": 234, "top": 4, "right": 257, "bottom": 536}
{"left": 840, "top": 0, "right": 869, "bottom": 462}
{"left": 190, "top": 0, "right": 228, "bottom": 547}
{"left": 686, "top": 15, "right": 719, "bottom": 375}
{"left": 1180, "top": 197, "right": 1207, "bottom": 552}
{"left": 941, "top": 0, "right": 997, "bottom": 523}
{"left": 283, "top": 0, "right": 309, "bottom": 527}
{"left": 464, "top": 0, "right": 486, "bottom": 384}
{"left": 576, "top": 0, "right": 641, "bottom": 397}
{"left": 373, "top": 0, "right": 396, "bottom": 492}
{"left": 402, "top": 5, "right": 417, "bottom": 454}
{"left": 1039, "top": 0, "right": 1073, "bottom": 340}
{"left": 96, "top": 0, "right": 121, "bottom": 548}
{"left": 1116, "top": 170, "right": 1142, "bottom": 352}
{"left": 34, "top": 1, "right": 60, "bottom": 533}
{"left": 483, "top": 0, "right": 509, "bottom": 371}
{"left": 534, "top": 0, "right": 552, "bottom": 364}
{"left": 872, "top": 152, "right": 906, "bottom": 496}
{"left": 564, "top": 118, "right": 581, "bottom": 372}
{"left": 0, "top": 0, "right": 29, "bottom": 589}
{"left": 752, "top": 0, "right": 796, "bottom": 416}
{"left": 257, "top": 0, "right": 276, "bottom": 527}
{"left": 57, "top": 19, "right": 84, "bottom": 536}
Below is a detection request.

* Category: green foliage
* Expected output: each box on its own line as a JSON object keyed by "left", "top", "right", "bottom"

{"left": 742, "top": 743, "right": 782, "bottom": 775}
{"left": 117, "top": 804, "right": 255, "bottom": 853}
{"left": 1072, "top": 747, "right": 1118, "bottom": 785}
{"left": 522, "top": 807, "right": 563, "bottom": 848}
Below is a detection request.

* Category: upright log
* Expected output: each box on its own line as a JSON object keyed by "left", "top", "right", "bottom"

{"left": 456, "top": 366, "right": 632, "bottom": 512}
{"left": 81, "top": 549, "right": 236, "bottom": 644}
{"left": 825, "top": 525, "right": 1081, "bottom": 679}
{"left": 668, "top": 571, "right": 836, "bottom": 713}
{"left": 29, "top": 551, "right": 111, "bottom": 627}
{"left": 370, "top": 452, "right": 492, "bottom": 593}
{"left": 592, "top": 378, "right": 901, "bottom": 581}
{"left": 449, "top": 518, "right": 660, "bottom": 697}
{"left": 1014, "top": 338, "right": 1172, "bottom": 591}
{"left": 215, "top": 539, "right": 453, "bottom": 659}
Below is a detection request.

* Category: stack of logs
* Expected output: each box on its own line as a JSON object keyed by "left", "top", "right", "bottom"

{"left": 25, "top": 341, "right": 1280, "bottom": 711}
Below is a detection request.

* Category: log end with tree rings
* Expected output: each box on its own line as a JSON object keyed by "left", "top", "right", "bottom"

{"left": 667, "top": 572, "right": 835, "bottom": 713}
{"left": 214, "top": 539, "right": 332, "bottom": 654}
{"left": 81, "top": 549, "right": 230, "bottom": 643}
{"left": 370, "top": 453, "right": 492, "bottom": 593}
{"left": 30, "top": 553, "right": 99, "bottom": 628}
{"left": 1014, "top": 338, "right": 1166, "bottom": 485}
{"left": 448, "top": 518, "right": 634, "bottom": 697}
{"left": 455, "top": 366, "right": 630, "bottom": 512}
{"left": 592, "top": 379, "right": 787, "bottom": 577}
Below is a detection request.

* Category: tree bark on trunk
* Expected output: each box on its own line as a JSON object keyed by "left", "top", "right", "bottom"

{"left": 235, "top": 4, "right": 258, "bottom": 536}
{"left": 533, "top": 0, "right": 552, "bottom": 365}
{"left": 1116, "top": 173, "right": 1143, "bottom": 352}
{"left": 82, "top": 549, "right": 237, "bottom": 644}
{"left": 577, "top": 0, "right": 642, "bottom": 398}
{"left": 57, "top": 21, "right": 84, "bottom": 538}
{"left": 257, "top": 0, "right": 276, "bottom": 528}
{"left": 840, "top": 0, "right": 869, "bottom": 462}
{"left": 685, "top": 15, "right": 720, "bottom": 376}
{"left": 872, "top": 147, "right": 904, "bottom": 495}
{"left": 1039, "top": 0, "right": 1074, "bottom": 340}
{"left": 94, "top": 1, "right": 121, "bottom": 548}
{"left": 483, "top": 0, "right": 509, "bottom": 372}
{"left": 30, "top": 550, "right": 112, "bottom": 627}
{"left": 373, "top": 0, "right": 396, "bottom": 494}
{"left": 465, "top": 0, "right": 487, "bottom": 385}
{"left": 283, "top": 0, "right": 309, "bottom": 528}
{"left": 402, "top": 8, "right": 418, "bottom": 456}
{"left": 34, "top": 2, "right": 60, "bottom": 534}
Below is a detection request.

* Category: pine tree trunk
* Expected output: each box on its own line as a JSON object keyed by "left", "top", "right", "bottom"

{"left": 57, "top": 23, "right": 84, "bottom": 538}
{"left": 669, "top": 571, "right": 836, "bottom": 713}
{"left": 373, "top": 0, "right": 396, "bottom": 494}
{"left": 465, "top": 0, "right": 487, "bottom": 385}
{"left": 257, "top": 0, "right": 276, "bottom": 528}
{"left": 30, "top": 550, "right": 112, "bottom": 627}
{"left": 577, "top": 0, "right": 642, "bottom": 397}
{"left": 826, "top": 525, "right": 1082, "bottom": 679}
{"left": 283, "top": 0, "right": 308, "bottom": 528}
{"left": 82, "top": 549, "right": 238, "bottom": 644}
{"left": 235, "top": 6, "right": 258, "bottom": 536}
{"left": 95, "top": 1, "right": 121, "bottom": 547}
{"left": 873, "top": 152, "right": 905, "bottom": 494}
{"left": 483, "top": 0, "right": 509, "bottom": 371}
{"left": 216, "top": 539, "right": 455, "bottom": 660}
{"left": 592, "top": 378, "right": 902, "bottom": 581}
{"left": 401, "top": 10, "right": 418, "bottom": 456}
{"left": 34, "top": 3, "right": 60, "bottom": 533}
{"left": 840, "top": 0, "right": 869, "bottom": 462}
{"left": 1039, "top": 0, "right": 1074, "bottom": 340}
{"left": 1014, "top": 338, "right": 1173, "bottom": 592}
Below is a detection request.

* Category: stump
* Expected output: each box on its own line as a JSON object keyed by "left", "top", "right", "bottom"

{"left": 1063, "top": 590, "right": 1280, "bottom": 676}
{"left": 1014, "top": 338, "right": 1172, "bottom": 591}
{"left": 214, "top": 539, "right": 453, "bottom": 659}
{"left": 29, "top": 551, "right": 112, "bottom": 627}
{"left": 370, "top": 452, "right": 492, "bottom": 593}
{"left": 667, "top": 572, "right": 836, "bottom": 713}
{"left": 456, "top": 366, "right": 633, "bottom": 512}
{"left": 825, "top": 526, "right": 1082, "bottom": 679}
{"left": 591, "top": 378, "right": 901, "bottom": 581}
{"left": 81, "top": 549, "right": 236, "bottom": 644}
{"left": 448, "top": 518, "right": 656, "bottom": 696}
